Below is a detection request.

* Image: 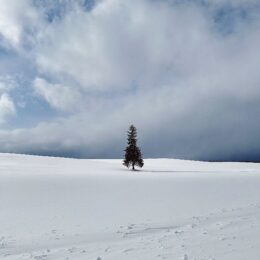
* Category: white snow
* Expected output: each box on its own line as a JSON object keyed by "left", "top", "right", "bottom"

{"left": 0, "top": 153, "right": 260, "bottom": 259}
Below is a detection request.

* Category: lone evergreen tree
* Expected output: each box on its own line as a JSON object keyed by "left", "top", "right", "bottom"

{"left": 123, "top": 125, "right": 144, "bottom": 170}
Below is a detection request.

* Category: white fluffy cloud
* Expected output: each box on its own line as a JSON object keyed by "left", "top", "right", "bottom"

{"left": 0, "top": 75, "right": 17, "bottom": 92}
{"left": 35, "top": 0, "right": 210, "bottom": 92}
{"left": 0, "top": 0, "right": 260, "bottom": 160}
{"left": 34, "top": 78, "right": 82, "bottom": 111}
{"left": 0, "top": 93, "right": 16, "bottom": 124}
{"left": 0, "top": 0, "right": 39, "bottom": 49}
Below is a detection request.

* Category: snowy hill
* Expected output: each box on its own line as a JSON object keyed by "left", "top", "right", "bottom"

{"left": 1, "top": 153, "right": 260, "bottom": 260}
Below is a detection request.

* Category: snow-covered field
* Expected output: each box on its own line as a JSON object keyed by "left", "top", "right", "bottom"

{"left": 1, "top": 153, "right": 260, "bottom": 260}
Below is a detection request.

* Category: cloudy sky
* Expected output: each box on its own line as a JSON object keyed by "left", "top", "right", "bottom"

{"left": 0, "top": 0, "right": 260, "bottom": 161}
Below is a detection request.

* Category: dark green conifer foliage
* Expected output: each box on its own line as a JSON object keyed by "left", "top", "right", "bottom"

{"left": 123, "top": 125, "right": 144, "bottom": 170}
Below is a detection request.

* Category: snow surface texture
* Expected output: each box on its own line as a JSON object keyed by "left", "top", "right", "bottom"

{"left": 1, "top": 153, "right": 260, "bottom": 260}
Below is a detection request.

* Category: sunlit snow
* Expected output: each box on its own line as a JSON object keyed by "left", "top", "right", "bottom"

{"left": 1, "top": 154, "right": 260, "bottom": 259}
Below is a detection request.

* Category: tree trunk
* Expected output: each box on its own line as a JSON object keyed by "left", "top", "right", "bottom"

{"left": 132, "top": 163, "right": 135, "bottom": 171}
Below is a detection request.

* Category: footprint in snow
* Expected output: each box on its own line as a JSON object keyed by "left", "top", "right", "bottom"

{"left": 188, "top": 223, "right": 196, "bottom": 229}
{"left": 123, "top": 248, "right": 134, "bottom": 253}
{"left": 34, "top": 255, "right": 48, "bottom": 260}
{"left": 104, "top": 247, "right": 110, "bottom": 252}
{"left": 183, "top": 254, "right": 188, "bottom": 260}
{"left": 0, "top": 242, "right": 6, "bottom": 249}
{"left": 174, "top": 230, "right": 184, "bottom": 235}
{"left": 68, "top": 247, "right": 77, "bottom": 253}
{"left": 157, "top": 254, "right": 167, "bottom": 259}
{"left": 127, "top": 224, "right": 136, "bottom": 230}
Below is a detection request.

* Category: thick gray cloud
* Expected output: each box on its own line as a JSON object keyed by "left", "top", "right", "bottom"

{"left": 0, "top": 0, "right": 260, "bottom": 161}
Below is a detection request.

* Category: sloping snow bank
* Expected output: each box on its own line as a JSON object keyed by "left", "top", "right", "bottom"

{"left": 0, "top": 153, "right": 260, "bottom": 259}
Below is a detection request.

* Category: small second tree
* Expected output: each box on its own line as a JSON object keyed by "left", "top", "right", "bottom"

{"left": 123, "top": 125, "right": 144, "bottom": 170}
